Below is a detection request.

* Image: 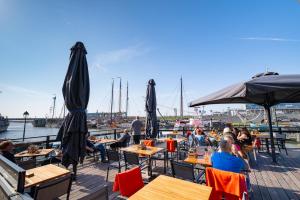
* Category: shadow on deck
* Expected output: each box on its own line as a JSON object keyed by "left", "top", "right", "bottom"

{"left": 61, "top": 148, "right": 300, "bottom": 200}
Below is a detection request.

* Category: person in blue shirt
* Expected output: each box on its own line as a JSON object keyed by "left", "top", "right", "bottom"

{"left": 195, "top": 129, "right": 210, "bottom": 146}
{"left": 211, "top": 135, "right": 251, "bottom": 191}
{"left": 211, "top": 135, "right": 246, "bottom": 173}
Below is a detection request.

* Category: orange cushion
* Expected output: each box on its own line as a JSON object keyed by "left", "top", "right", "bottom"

{"left": 113, "top": 167, "right": 144, "bottom": 197}
{"left": 143, "top": 140, "right": 154, "bottom": 147}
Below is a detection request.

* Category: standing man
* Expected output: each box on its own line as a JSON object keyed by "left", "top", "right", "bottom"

{"left": 131, "top": 116, "right": 143, "bottom": 144}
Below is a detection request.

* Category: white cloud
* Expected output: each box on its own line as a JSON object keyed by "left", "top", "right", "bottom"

{"left": 240, "top": 37, "right": 300, "bottom": 42}
{"left": 91, "top": 43, "right": 150, "bottom": 70}
{"left": 0, "top": 84, "right": 51, "bottom": 98}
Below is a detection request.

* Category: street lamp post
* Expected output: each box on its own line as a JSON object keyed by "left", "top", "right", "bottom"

{"left": 23, "top": 111, "right": 29, "bottom": 141}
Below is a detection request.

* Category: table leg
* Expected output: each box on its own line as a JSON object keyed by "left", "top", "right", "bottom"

{"left": 148, "top": 156, "right": 152, "bottom": 177}
{"left": 266, "top": 138, "right": 270, "bottom": 154}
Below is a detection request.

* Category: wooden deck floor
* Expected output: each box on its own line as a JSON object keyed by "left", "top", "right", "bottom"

{"left": 61, "top": 148, "right": 300, "bottom": 200}
{"left": 250, "top": 149, "right": 300, "bottom": 200}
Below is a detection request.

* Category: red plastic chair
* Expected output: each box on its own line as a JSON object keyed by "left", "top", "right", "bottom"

{"left": 113, "top": 166, "right": 144, "bottom": 197}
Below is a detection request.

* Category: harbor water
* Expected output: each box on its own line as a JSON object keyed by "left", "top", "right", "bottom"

{"left": 0, "top": 122, "right": 59, "bottom": 140}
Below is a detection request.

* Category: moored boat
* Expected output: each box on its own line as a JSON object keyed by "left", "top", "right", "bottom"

{"left": 0, "top": 114, "right": 9, "bottom": 132}
{"left": 32, "top": 118, "right": 47, "bottom": 127}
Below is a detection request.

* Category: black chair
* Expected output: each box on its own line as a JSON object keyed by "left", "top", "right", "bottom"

{"left": 123, "top": 151, "right": 148, "bottom": 172}
{"left": 16, "top": 159, "right": 36, "bottom": 170}
{"left": 276, "top": 137, "right": 288, "bottom": 155}
{"left": 78, "top": 185, "right": 108, "bottom": 200}
{"left": 106, "top": 149, "right": 125, "bottom": 182}
{"left": 33, "top": 173, "right": 73, "bottom": 200}
{"left": 170, "top": 159, "right": 204, "bottom": 183}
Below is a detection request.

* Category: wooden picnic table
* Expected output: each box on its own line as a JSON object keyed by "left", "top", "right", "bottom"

{"left": 128, "top": 175, "right": 212, "bottom": 200}
{"left": 184, "top": 156, "right": 212, "bottom": 167}
{"left": 25, "top": 164, "right": 71, "bottom": 188}
{"left": 15, "top": 148, "right": 54, "bottom": 158}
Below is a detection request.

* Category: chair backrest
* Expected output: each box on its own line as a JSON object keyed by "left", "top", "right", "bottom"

{"left": 206, "top": 167, "right": 248, "bottom": 200}
{"left": 33, "top": 174, "right": 72, "bottom": 200}
{"left": 107, "top": 149, "right": 120, "bottom": 163}
{"left": 17, "top": 159, "right": 36, "bottom": 170}
{"left": 113, "top": 167, "right": 144, "bottom": 197}
{"left": 170, "top": 160, "right": 195, "bottom": 182}
{"left": 123, "top": 151, "right": 139, "bottom": 166}
{"left": 78, "top": 185, "right": 108, "bottom": 200}
{"left": 0, "top": 155, "right": 31, "bottom": 199}
{"left": 0, "top": 155, "right": 25, "bottom": 193}
{"left": 166, "top": 140, "right": 177, "bottom": 152}
{"left": 143, "top": 140, "right": 154, "bottom": 147}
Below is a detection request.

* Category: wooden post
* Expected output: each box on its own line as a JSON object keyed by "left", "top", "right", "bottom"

{"left": 46, "top": 136, "right": 50, "bottom": 148}
{"left": 114, "top": 129, "right": 117, "bottom": 140}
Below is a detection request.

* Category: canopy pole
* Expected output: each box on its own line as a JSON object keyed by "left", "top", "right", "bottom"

{"left": 264, "top": 105, "right": 277, "bottom": 163}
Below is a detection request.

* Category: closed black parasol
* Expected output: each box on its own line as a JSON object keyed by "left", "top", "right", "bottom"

{"left": 145, "top": 79, "right": 158, "bottom": 138}
{"left": 189, "top": 73, "right": 300, "bottom": 162}
{"left": 57, "top": 42, "right": 90, "bottom": 175}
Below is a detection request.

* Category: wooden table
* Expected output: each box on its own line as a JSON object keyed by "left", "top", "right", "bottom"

{"left": 15, "top": 149, "right": 54, "bottom": 158}
{"left": 128, "top": 175, "right": 212, "bottom": 200}
{"left": 157, "top": 138, "right": 187, "bottom": 143}
{"left": 25, "top": 164, "right": 70, "bottom": 188}
{"left": 121, "top": 145, "right": 164, "bottom": 156}
{"left": 90, "top": 138, "right": 117, "bottom": 144}
{"left": 121, "top": 145, "right": 164, "bottom": 176}
{"left": 184, "top": 157, "right": 212, "bottom": 167}
{"left": 161, "top": 131, "right": 181, "bottom": 137}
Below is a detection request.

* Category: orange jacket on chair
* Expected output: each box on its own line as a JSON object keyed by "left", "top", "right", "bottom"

{"left": 206, "top": 167, "right": 248, "bottom": 200}
{"left": 113, "top": 167, "right": 144, "bottom": 197}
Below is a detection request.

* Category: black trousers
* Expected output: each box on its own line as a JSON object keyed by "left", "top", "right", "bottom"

{"left": 133, "top": 135, "right": 141, "bottom": 144}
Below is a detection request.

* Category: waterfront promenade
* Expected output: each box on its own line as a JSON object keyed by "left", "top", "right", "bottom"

{"left": 59, "top": 148, "right": 300, "bottom": 200}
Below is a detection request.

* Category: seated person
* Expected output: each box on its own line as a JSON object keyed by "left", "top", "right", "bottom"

{"left": 237, "top": 127, "right": 253, "bottom": 146}
{"left": 212, "top": 135, "right": 246, "bottom": 173}
{"left": 110, "top": 129, "right": 131, "bottom": 149}
{"left": 195, "top": 129, "right": 210, "bottom": 146}
{"left": 0, "top": 141, "right": 16, "bottom": 163}
{"left": 223, "top": 128, "right": 243, "bottom": 158}
{"left": 212, "top": 135, "right": 251, "bottom": 191}
{"left": 208, "top": 129, "right": 219, "bottom": 146}
{"left": 86, "top": 133, "right": 107, "bottom": 162}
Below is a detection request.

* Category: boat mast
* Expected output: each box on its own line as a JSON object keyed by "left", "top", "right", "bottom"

{"left": 126, "top": 81, "right": 129, "bottom": 118}
{"left": 118, "top": 77, "right": 122, "bottom": 113}
{"left": 180, "top": 76, "right": 183, "bottom": 118}
{"left": 110, "top": 79, "right": 114, "bottom": 125}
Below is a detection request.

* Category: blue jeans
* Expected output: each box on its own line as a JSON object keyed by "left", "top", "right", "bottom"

{"left": 94, "top": 143, "right": 106, "bottom": 161}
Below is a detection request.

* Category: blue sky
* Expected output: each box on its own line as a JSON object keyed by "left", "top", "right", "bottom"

{"left": 0, "top": 0, "right": 300, "bottom": 117}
